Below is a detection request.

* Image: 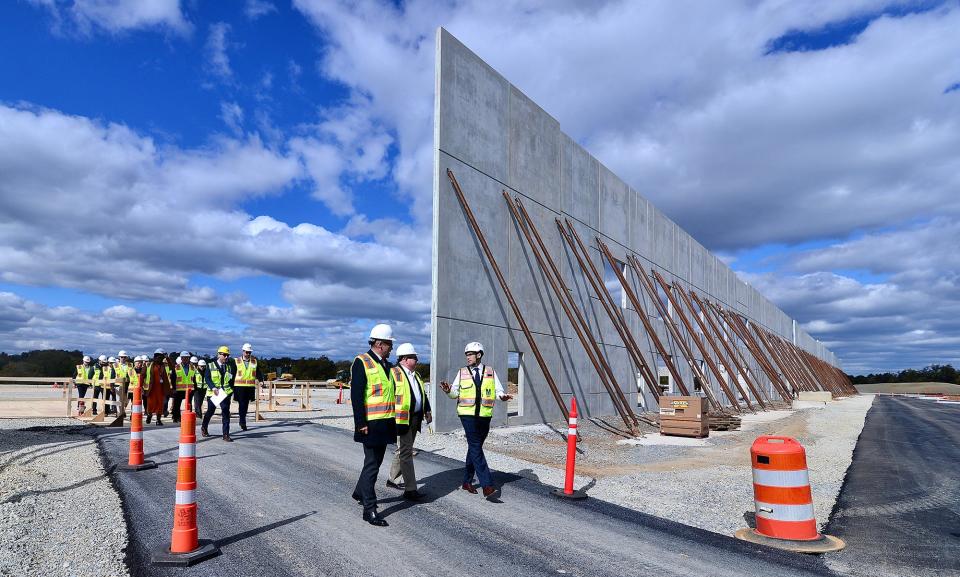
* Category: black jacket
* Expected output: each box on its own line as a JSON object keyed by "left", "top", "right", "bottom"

{"left": 351, "top": 350, "right": 397, "bottom": 446}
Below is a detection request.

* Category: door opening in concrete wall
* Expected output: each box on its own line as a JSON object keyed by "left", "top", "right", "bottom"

{"left": 507, "top": 351, "right": 523, "bottom": 417}
{"left": 602, "top": 257, "right": 628, "bottom": 308}
{"left": 657, "top": 360, "right": 673, "bottom": 395}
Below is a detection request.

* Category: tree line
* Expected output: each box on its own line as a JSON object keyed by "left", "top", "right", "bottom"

{"left": 846, "top": 364, "right": 960, "bottom": 385}
{"left": 0, "top": 350, "right": 431, "bottom": 382}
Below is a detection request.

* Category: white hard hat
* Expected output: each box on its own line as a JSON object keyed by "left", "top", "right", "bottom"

{"left": 83, "top": 355, "right": 91, "bottom": 363}
{"left": 396, "top": 343, "right": 417, "bottom": 358}
{"left": 118, "top": 350, "right": 128, "bottom": 357}
{"left": 154, "top": 348, "right": 165, "bottom": 355}
{"left": 133, "top": 355, "right": 143, "bottom": 362}
{"left": 368, "top": 323, "right": 394, "bottom": 342}
{"left": 242, "top": 343, "right": 253, "bottom": 352}
{"left": 180, "top": 350, "right": 190, "bottom": 357}
{"left": 464, "top": 342, "right": 484, "bottom": 354}
{"left": 197, "top": 359, "right": 207, "bottom": 367}
{"left": 107, "top": 356, "right": 116, "bottom": 363}
{"left": 98, "top": 355, "right": 107, "bottom": 362}
{"left": 175, "top": 357, "right": 182, "bottom": 365}
{"left": 190, "top": 356, "right": 198, "bottom": 363}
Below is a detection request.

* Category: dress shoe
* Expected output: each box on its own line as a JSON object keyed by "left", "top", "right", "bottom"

{"left": 156, "top": 418, "right": 163, "bottom": 426}
{"left": 461, "top": 482, "right": 478, "bottom": 494}
{"left": 145, "top": 414, "right": 152, "bottom": 424}
{"left": 352, "top": 492, "right": 362, "bottom": 505}
{"left": 222, "top": 434, "right": 233, "bottom": 442}
{"left": 402, "top": 490, "right": 424, "bottom": 501}
{"left": 200, "top": 427, "right": 210, "bottom": 438}
{"left": 240, "top": 424, "right": 248, "bottom": 431}
{"left": 482, "top": 486, "right": 500, "bottom": 499}
{"left": 385, "top": 480, "right": 404, "bottom": 491}
{"left": 362, "top": 511, "right": 388, "bottom": 527}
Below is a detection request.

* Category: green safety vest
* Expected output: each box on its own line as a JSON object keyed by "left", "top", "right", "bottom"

{"left": 174, "top": 366, "right": 196, "bottom": 391}
{"left": 234, "top": 357, "right": 258, "bottom": 387}
{"left": 457, "top": 366, "right": 496, "bottom": 418}
{"left": 356, "top": 353, "right": 395, "bottom": 421}
{"left": 194, "top": 369, "right": 207, "bottom": 389}
{"left": 206, "top": 363, "right": 234, "bottom": 397}
{"left": 391, "top": 366, "right": 426, "bottom": 425}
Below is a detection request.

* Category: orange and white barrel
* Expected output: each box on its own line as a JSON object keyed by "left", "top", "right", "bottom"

{"left": 750, "top": 436, "right": 818, "bottom": 540}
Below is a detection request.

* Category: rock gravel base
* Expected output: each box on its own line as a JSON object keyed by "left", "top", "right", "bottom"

{"left": 0, "top": 418, "right": 129, "bottom": 577}
{"left": 315, "top": 394, "right": 874, "bottom": 538}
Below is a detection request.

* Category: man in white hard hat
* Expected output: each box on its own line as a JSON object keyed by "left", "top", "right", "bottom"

{"left": 440, "top": 341, "right": 512, "bottom": 499}
{"left": 171, "top": 351, "right": 195, "bottom": 423}
{"left": 92, "top": 355, "right": 110, "bottom": 416}
{"left": 75, "top": 355, "right": 94, "bottom": 416}
{"left": 233, "top": 343, "right": 263, "bottom": 432}
{"left": 386, "top": 343, "right": 431, "bottom": 501}
{"left": 193, "top": 359, "right": 208, "bottom": 416}
{"left": 114, "top": 351, "right": 135, "bottom": 417}
{"left": 350, "top": 323, "right": 398, "bottom": 527}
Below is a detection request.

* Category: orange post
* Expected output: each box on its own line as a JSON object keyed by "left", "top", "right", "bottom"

{"left": 151, "top": 388, "right": 219, "bottom": 566}
{"left": 551, "top": 398, "right": 587, "bottom": 500}
{"left": 122, "top": 372, "right": 157, "bottom": 471}
{"left": 735, "top": 436, "right": 844, "bottom": 553}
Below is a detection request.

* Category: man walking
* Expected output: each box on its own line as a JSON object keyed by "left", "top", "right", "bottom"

{"left": 75, "top": 355, "right": 94, "bottom": 416}
{"left": 233, "top": 343, "right": 263, "bottom": 431}
{"left": 440, "top": 342, "right": 512, "bottom": 499}
{"left": 172, "top": 351, "right": 194, "bottom": 423}
{"left": 386, "top": 343, "right": 430, "bottom": 501}
{"left": 193, "top": 358, "right": 207, "bottom": 417}
{"left": 202, "top": 346, "right": 235, "bottom": 442}
{"left": 350, "top": 324, "right": 397, "bottom": 527}
{"left": 144, "top": 349, "right": 172, "bottom": 426}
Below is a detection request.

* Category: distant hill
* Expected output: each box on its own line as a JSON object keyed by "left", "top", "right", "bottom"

{"left": 855, "top": 382, "right": 960, "bottom": 395}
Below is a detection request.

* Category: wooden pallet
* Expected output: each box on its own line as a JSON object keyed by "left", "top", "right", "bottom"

{"left": 708, "top": 413, "right": 742, "bottom": 431}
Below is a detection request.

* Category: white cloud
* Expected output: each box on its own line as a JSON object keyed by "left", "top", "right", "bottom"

{"left": 28, "top": 0, "right": 191, "bottom": 35}
{"left": 244, "top": 0, "right": 277, "bottom": 21}
{"left": 220, "top": 101, "right": 245, "bottom": 135}
{"left": 205, "top": 22, "right": 233, "bottom": 80}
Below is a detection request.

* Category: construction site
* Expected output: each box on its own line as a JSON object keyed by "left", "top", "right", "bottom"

{"left": 2, "top": 27, "right": 959, "bottom": 577}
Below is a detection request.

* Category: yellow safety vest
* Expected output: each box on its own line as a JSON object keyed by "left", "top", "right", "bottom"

{"left": 194, "top": 369, "right": 207, "bottom": 389}
{"left": 206, "top": 364, "right": 234, "bottom": 397}
{"left": 174, "top": 366, "right": 195, "bottom": 391}
{"left": 115, "top": 363, "right": 139, "bottom": 388}
{"left": 391, "top": 367, "right": 426, "bottom": 426}
{"left": 356, "top": 353, "right": 395, "bottom": 421}
{"left": 234, "top": 357, "right": 258, "bottom": 386}
{"left": 75, "top": 365, "right": 91, "bottom": 385}
{"left": 457, "top": 366, "right": 496, "bottom": 418}
{"left": 94, "top": 366, "right": 115, "bottom": 388}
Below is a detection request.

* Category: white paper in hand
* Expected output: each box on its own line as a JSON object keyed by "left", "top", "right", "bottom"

{"left": 210, "top": 389, "right": 228, "bottom": 407}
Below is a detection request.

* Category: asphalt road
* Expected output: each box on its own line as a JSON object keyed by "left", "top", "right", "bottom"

{"left": 823, "top": 396, "right": 960, "bottom": 577}
{"left": 96, "top": 415, "right": 834, "bottom": 577}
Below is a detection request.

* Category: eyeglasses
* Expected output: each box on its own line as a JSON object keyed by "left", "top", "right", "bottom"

{"left": 218, "top": 352, "right": 228, "bottom": 356}
{"left": 465, "top": 352, "right": 478, "bottom": 356}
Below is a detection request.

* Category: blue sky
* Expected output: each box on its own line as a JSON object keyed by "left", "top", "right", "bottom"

{"left": 1, "top": 1, "right": 959, "bottom": 374}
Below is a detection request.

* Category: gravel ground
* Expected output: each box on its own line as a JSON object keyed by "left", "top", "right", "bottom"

{"left": 306, "top": 391, "right": 874, "bottom": 537}
{"left": 0, "top": 418, "right": 129, "bottom": 577}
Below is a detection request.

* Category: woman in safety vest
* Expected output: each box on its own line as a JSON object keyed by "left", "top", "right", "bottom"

{"left": 439, "top": 341, "right": 512, "bottom": 499}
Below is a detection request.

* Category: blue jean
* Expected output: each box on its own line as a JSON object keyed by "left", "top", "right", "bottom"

{"left": 460, "top": 416, "right": 493, "bottom": 487}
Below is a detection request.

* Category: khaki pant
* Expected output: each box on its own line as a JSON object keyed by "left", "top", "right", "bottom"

{"left": 389, "top": 413, "right": 422, "bottom": 488}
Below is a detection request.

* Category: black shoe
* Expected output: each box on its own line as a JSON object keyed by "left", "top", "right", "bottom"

{"left": 403, "top": 490, "right": 424, "bottom": 501}
{"left": 352, "top": 493, "right": 362, "bottom": 505}
{"left": 385, "top": 480, "right": 404, "bottom": 491}
{"left": 162, "top": 411, "right": 168, "bottom": 417}
{"left": 173, "top": 418, "right": 180, "bottom": 423}
{"left": 223, "top": 434, "right": 233, "bottom": 442}
{"left": 200, "top": 427, "right": 210, "bottom": 438}
{"left": 145, "top": 414, "right": 152, "bottom": 424}
{"left": 156, "top": 418, "right": 163, "bottom": 426}
{"left": 362, "top": 511, "right": 388, "bottom": 527}
{"left": 240, "top": 424, "right": 248, "bottom": 431}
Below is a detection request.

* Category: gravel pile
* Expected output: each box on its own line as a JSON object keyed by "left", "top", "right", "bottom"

{"left": 318, "top": 394, "right": 874, "bottom": 537}
{"left": 0, "top": 418, "right": 129, "bottom": 577}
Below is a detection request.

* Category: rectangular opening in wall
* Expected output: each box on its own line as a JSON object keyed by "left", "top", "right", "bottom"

{"left": 507, "top": 351, "right": 523, "bottom": 417}
{"left": 657, "top": 359, "right": 673, "bottom": 395}
{"left": 603, "top": 257, "right": 628, "bottom": 308}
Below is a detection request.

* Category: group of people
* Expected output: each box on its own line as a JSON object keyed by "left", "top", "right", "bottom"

{"left": 73, "top": 343, "right": 265, "bottom": 441}
{"left": 351, "top": 323, "right": 511, "bottom": 527}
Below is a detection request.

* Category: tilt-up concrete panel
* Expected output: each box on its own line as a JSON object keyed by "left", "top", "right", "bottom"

{"left": 432, "top": 28, "right": 841, "bottom": 432}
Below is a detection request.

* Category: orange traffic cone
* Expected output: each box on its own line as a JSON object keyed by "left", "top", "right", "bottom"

{"left": 735, "top": 436, "right": 845, "bottom": 553}
{"left": 151, "top": 388, "right": 219, "bottom": 566}
{"left": 122, "top": 373, "right": 157, "bottom": 471}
